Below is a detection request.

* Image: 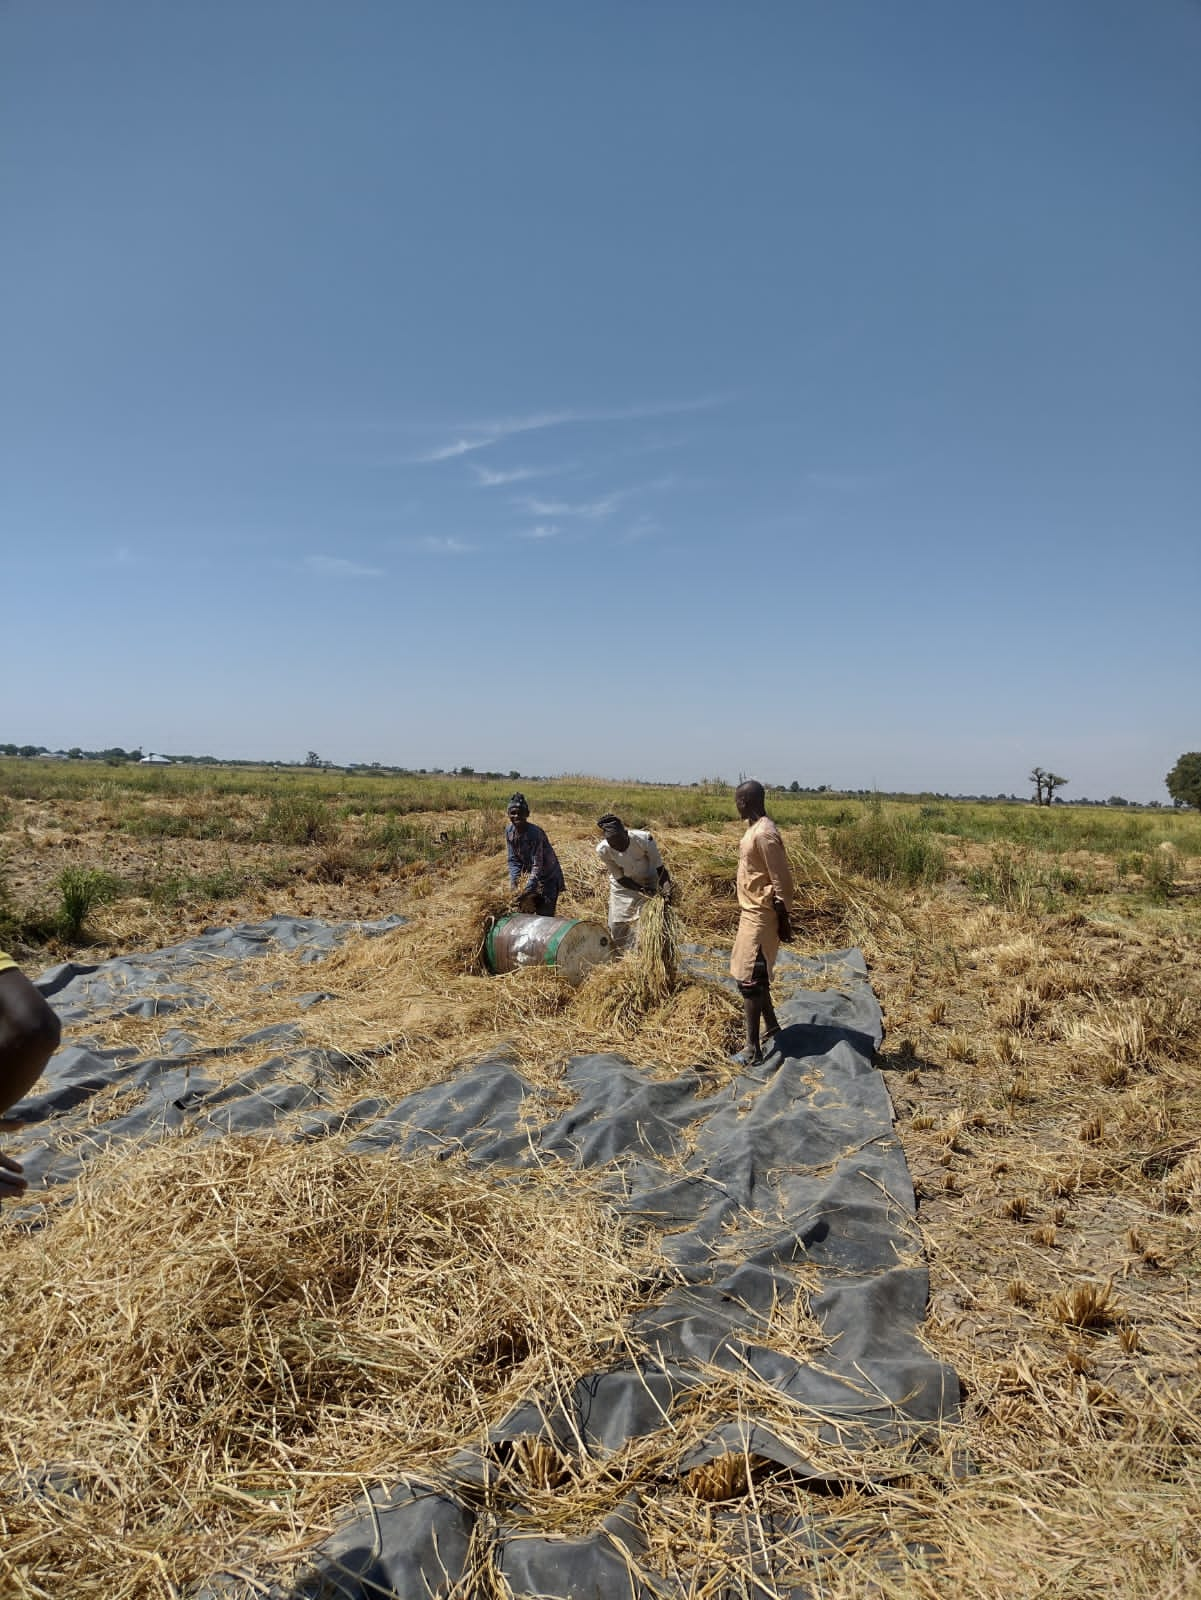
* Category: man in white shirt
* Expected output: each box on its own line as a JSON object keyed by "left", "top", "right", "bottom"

{"left": 595, "top": 814, "right": 674, "bottom": 953}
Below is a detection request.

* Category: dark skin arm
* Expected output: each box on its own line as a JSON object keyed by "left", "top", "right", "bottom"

{"left": 0, "top": 968, "right": 62, "bottom": 1201}
{"left": 615, "top": 868, "right": 675, "bottom": 899}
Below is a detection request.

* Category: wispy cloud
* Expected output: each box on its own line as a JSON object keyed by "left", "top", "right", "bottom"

{"left": 516, "top": 524, "right": 560, "bottom": 541}
{"left": 519, "top": 493, "right": 621, "bottom": 521}
{"left": 408, "top": 536, "right": 477, "bottom": 555}
{"left": 517, "top": 476, "right": 677, "bottom": 522}
{"left": 303, "top": 554, "right": 385, "bottom": 579}
{"left": 417, "top": 438, "right": 493, "bottom": 463}
{"left": 471, "top": 462, "right": 574, "bottom": 488}
{"left": 412, "top": 395, "right": 726, "bottom": 464}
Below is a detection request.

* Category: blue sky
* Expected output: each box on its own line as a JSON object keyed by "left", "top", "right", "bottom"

{"left": 2, "top": 1, "right": 1197, "bottom": 799}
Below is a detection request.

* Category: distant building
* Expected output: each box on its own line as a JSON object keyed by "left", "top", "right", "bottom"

{"left": 139, "top": 753, "right": 173, "bottom": 765}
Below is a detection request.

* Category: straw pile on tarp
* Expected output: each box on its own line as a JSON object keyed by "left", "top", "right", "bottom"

{"left": 66, "top": 855, "right": 746, "bottom": 1096}
{"left": 0, "top": 1135, "right": 656, "bottom": 1599}
{"left": 3, "top": 901, "right": 961, "bottom": 1599}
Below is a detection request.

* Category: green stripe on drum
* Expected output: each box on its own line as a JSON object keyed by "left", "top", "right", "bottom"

{"left": 542, "top": 918, "right": 579, "bottom": 968}
{"left": 486, "top": 915, "right": 513, "bottom": 974}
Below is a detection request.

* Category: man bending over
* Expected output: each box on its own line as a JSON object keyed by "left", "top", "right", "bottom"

{"left": 595, "top": 814, "right": 673, "bottom": 953}
{"left": 505, "top": 793, "right": 566, "bottom": 917}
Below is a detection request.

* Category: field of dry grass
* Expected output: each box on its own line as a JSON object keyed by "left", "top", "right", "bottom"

{"left": 1, "top": 762, "right": 1198, "bottom": 1597}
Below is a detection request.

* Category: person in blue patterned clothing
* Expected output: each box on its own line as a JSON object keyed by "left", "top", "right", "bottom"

{"left": 505, "top": 793, "right": 565, "bottom": 917}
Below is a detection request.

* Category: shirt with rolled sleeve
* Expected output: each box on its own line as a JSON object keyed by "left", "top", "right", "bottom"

{"left": 596, "top": 829, "right": 663, "bottom": 922}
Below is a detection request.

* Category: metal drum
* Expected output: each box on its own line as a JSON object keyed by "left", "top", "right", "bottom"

{"left": 485, "top": 914, "right": 613, "bottom": 986}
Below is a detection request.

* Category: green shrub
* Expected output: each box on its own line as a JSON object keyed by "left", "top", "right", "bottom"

{"left": 122, "top": 810, "right": 239, "bottom": 841}
{"left": 827, "top": 810, "right": 947, "bottom": 887}
{"left": 966, "top": 848, "right": 1072, "bottom": 913}
{"left": 141, "top": 863, "right": 249, "bottom": 907}
{"left": 55, "top": 867, "right": 121, "bottom": 940}
{"left": 363, "top": 815, "right": 498, "bottom": 871}
{"left": 256, "top": 796, "right": 334, "bottom": 846}
{"left": 1143, "top": 848, "right": 1176, "bottom": 904}
{"left": 364, "top": 816, "right": 437, "bottom": 867}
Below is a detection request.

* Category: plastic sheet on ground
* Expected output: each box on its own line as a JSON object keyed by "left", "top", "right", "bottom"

{"left": 10, "top": 917, "right": 958, "bottom": 1599}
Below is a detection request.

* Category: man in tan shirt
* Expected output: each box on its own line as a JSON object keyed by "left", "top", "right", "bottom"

{"left": 730, "top": 780, "right": 795, "bottom": 1065}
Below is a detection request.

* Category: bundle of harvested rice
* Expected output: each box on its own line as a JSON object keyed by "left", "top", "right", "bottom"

{"left": 572, "top": 895, "right": 740, "bottom": 1062}
{"left": 632, "top": 893, "right": 679, "bottom": 1006}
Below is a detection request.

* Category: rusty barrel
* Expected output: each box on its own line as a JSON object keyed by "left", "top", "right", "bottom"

{"left": 484, "top": 914, "right": 613, "bottom": 986}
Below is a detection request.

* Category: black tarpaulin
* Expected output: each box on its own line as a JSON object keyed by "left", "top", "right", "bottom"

{"left": 8, "top": 919, "right": 957, "bottom": 1599}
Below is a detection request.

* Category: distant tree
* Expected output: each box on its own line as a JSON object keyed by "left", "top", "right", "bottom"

{"left": 789, "top": 780, "right": 800, "bottom": 792}
{"left": 1107, "top": 796, "right": 1129, "bottom": 808}
{"left": 1166, "top": 752, "right": 1201, "bottom": 809}
{"left": 67, "top": 747, "right": 82, "bottom": 759}
{"left": 1029, "top": 767, "right": 1069, "bottom": 806}
{"left": 305, "top": 751, "right": 322, "bottom": 768}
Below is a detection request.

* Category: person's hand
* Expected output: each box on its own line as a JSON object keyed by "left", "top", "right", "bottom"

{"left": 517, "top": 892, "right": 538, "bottom": 915}
{"left": 774, "top": 900, "right": 793, "bottom": 942}
{"left": 660, "top": 879, "right": 674, "bottom": 905}
{"left": 0, "top": 1151, "right": 28, "bottom": 1204}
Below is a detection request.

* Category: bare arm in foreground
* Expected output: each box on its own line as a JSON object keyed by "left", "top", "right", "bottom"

{"left": 0, "top": 965, "right": 62, "bottom": 1201}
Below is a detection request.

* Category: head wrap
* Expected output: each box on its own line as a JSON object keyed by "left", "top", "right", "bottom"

{"left": 507, "top": 792, "right": 530, "bottom": 818}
